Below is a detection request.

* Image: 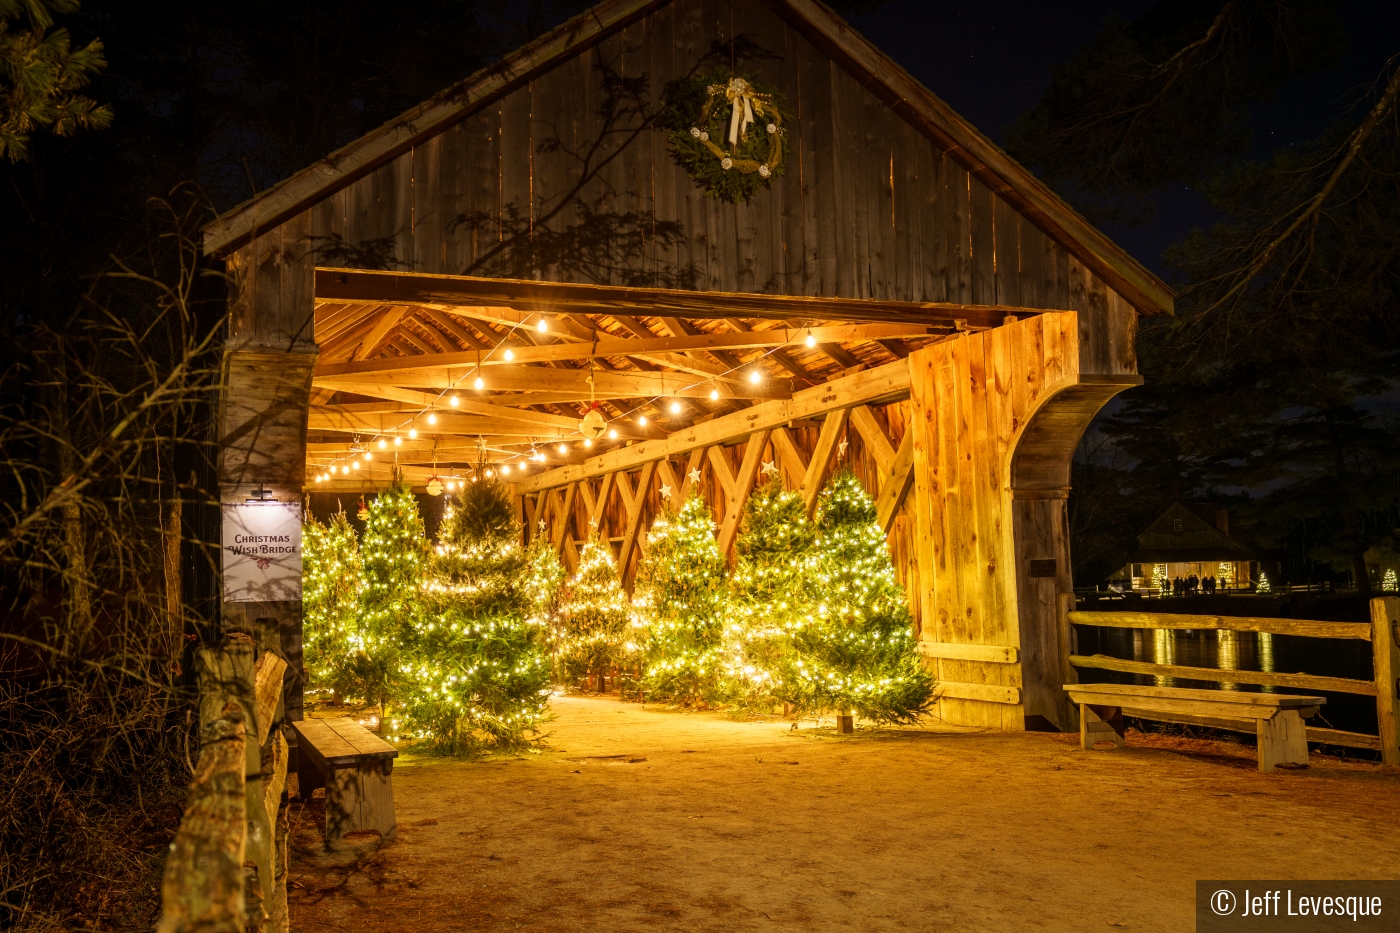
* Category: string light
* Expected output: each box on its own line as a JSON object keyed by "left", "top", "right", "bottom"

{"left": 428, "top": 413, "right": 438, "bottom": 425}
{"left": 558, "top": 444, "right": 568, "bottom": 455}
{"left": 583, "top": 438, "right": 593, "bottom": 448}
{"left": 709, "top": 388, "right": 720, "bottom": 401}
{"left": 450, "top": 395, "right": 460, "bottom": 407}
{"left": 608, "top": 429, "right": 618, "bottom": 439}
{"left": 537, "top": 318, "right": 549, "bottom": 333}
{"left": 364, "top": 452, "right": 373, "bottom": 461}
{"left": 670, "top": 401, "right": 682, "bottom": 415}
{"left": 474, "top": 376, "right": 485, "bottom": 390}
{"left": 352, "top": 461, "right": 360, "bottom": 471}
{"left": 394, "top": 437, "right": 403, "bottom": 446}
{"left": 805, "top": 333, "right": 817, "bottom": 348}
{"left": 504, "top": 348, "right": 514, "bottom": 361}
{"left": 749, "top": 370, "right": 762, "bottom": 384}
{"left": 378, "top": 439, "right": 387, "bottom": 449}
{"left": 409, "top": 429, "right": 418, "bottom": 439}
{"left": 638, "top": 415, "right": 648, "bottom": 426}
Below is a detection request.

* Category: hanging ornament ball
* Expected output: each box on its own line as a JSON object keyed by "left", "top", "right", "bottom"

{"left": 357, "top": 500, "right": 369, "bottom": 521}
{"left": 720, "top": 157, "right": 733, "bottom": 170}
{"left": 758, "top": 164, "right": 771, "bottom": 177}
{"left": 427, "top": 476, "right": 443, "bottom": 497}
{"left": 766, "top": 123, "right": 777, "bottom": 134}
{"left": 690, "top": 126, "right": 701, "bottom": 138}
{"left": 580, "top": 407, "right": 608, "bottom": 440}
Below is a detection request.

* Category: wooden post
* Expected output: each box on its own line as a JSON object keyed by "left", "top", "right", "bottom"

{"left": 1371, "top": 597, "right": 1400, "bottom": 766}
{"left": 1058, "top": 593, "right": 1080, "bottom": 731}
{"left": 835, "top": 712, "right": 854, "bottom": 734}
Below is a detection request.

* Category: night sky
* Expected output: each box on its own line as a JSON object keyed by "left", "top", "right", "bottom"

{"left": 845, "top": 0, "right": 1400, "bottom": 276}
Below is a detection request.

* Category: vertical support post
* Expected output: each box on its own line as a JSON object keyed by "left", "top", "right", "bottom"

{"left": 1371, "top": 597, "right": 1400, "bottom": 767}
{"left": 1058, "top": 592, "right": 1080, "bottom": 731}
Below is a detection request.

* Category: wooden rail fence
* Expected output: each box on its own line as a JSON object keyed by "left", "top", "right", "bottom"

{"left": 158, "top": 635, "right": 290, "bottom": 933}
{"left": 1063, "top": 595, "right": 1400, "bottom": 764}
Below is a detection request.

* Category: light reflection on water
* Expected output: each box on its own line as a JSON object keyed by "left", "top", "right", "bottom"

{"left": 1077, "top": 626, "right": 1378, "bottom": 734}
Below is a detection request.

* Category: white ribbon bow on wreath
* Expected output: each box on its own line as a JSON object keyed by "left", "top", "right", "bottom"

{"left": 725, "top": 77, "right": 758, "bottom": 146}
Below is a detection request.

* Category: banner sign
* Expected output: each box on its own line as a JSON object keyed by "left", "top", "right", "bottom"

{"left": 222, "top": 501, "right": 303, "bottom": 602}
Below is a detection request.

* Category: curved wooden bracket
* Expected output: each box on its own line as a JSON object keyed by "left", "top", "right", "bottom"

{"left": 1009, "top": 373, "right": 1143, "bottom": 496}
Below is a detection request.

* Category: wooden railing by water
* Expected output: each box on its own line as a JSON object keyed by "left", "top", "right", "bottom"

{"left": 1064, "top": 596, "right": 1400, "bottom": 765}
{"left": 158, "top": 636, "right": 290, "bottom": 933}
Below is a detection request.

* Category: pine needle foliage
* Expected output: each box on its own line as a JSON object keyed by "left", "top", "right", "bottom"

{"left": 523, "top": 533, "right": 566, "bottom": 629}
{"left": 723, "top": 478, "right": 818, "bottom": 706}
{"left": 1, "top": 0, "right": 112, "bottom": 161}
{"left": 402, "top": 475, "right": 550, "bottom": 753}
{"left": 302, "top": 508, "right": 363, "bottom": 695}
{"left": 353, "top": 478, "right": 426, "bottom": 710}
{"left": 556, "top": 538, "right": 638, "bottom": 688}
{"left": 781, "top": 468, "right": 933, "bottom": 723}
{"left": 636, "top": 493, "right": 727, "bottom": 703}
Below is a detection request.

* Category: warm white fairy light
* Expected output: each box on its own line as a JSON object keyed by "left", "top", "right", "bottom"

{"left": 409, "top": 429, "right": 418, "bottom": 439}
{"left": 558, "top": 443, "right": 568, "bottom": 455}
{"left": 364, "top": 452, "right": 373, "bottom": 461}
{"left": 428, "top": 413, "right": 438, "bottom": 425}
{"left": 378, "top": 439, "right": 387, "bottom": 449}
{"left": 394, "top": 436, "right": 402, "bottom": 446}
{"left": 504, "top": 348, "right": 515, "bottom": 361}
{"left": 474, "top": 376, "right": 485, "bottom": 390}
{"left": 352, "top": 461, "right": 360, "bottom": 471}
{"left": 608, "top": 429, "right": 618, "bottom": 439}
{"left": 638, "top": 415, "right": 648, "bottom": 426}
{"left": 537, "top": 318, "right": 549, "bottom": 333}
{"left": 749, "top": 369, "right": 762, "bottom": 384}
{"left": 449, "top": 395, "right": 460, "bottom": 407}
{"left": 709, "top": 388, "right": 720, "bottom": 400}
{"left": 583, "top": 438, "right": 593, "bottom": 448}
{"left": 670, "top": 401, "right": 682, "bottom": 414}
{"left": 805, "top": 333, "right": 817, "bottom": 348}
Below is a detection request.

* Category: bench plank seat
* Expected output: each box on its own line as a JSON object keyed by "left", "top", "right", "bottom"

{"left": 292, "top": 717, "right": 398, "bottom": 847}
{"left": 1063, "top": 683, "right": 1326, "bottom": 773}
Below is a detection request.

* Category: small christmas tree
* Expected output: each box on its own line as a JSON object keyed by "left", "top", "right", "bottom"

{"left": 777, "top": 468, "right": 933, "bottom": 724}
{"left": 1256, "top": 572, "right": 1272, "bottom": 594}
{"left": 1152, "top": 563, "right": 1168, "bottom": 595}
{"left": 403, "top": 475, "right": 551, "bottom": 752}
{"left": 354, "top": 478, "right": 427, "bottom": 714}
{"left": 523, "top": 531, "right": 567, "bottom": 632}
{"left": 635, "top": 493, "right": 727, "bottom": 703}
{"left": 302, "top": 508, "right": 363, "bottom": 698}
{"left": 557, "top": 538, "right": 638, "bottom": 691}
{"left": 723, "top": 478, "right": 817, "bottom": 706}
{"left": 1383, "top": 568, "right": 1397, "bottom": 593}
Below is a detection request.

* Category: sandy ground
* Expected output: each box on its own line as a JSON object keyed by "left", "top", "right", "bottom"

{"left": 286, "top": 696, "right": 1400, "bottom": 932}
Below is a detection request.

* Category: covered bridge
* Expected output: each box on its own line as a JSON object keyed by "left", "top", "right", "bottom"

{"left": 204, "top": 0, "right": 1173, "bottom": 733}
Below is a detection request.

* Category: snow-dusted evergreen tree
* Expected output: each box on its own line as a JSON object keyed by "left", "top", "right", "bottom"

{"left": 635, "top": 493, "right": 727, "bottom": 703}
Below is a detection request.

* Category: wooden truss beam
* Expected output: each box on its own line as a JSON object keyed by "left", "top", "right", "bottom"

{"left": 314, "top": 269, "right": 1050, "bottom": 330}
{"left": 516, "top": 358, "right": 911, "bottom": 491}
{"left": 313, "top": 366, "right": 789, "bottom": 400}
{"left": 315, "top": 323, "right": 933, "bottom": 380}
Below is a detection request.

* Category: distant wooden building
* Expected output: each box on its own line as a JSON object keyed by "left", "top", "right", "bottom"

{"left": 202, "top": 0, "right": 1172, "bottom": 732}
{"left": 1108, "top": 503, "right": 1257, "bottom": 593}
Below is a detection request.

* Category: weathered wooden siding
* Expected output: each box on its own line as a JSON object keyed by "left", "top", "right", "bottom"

{"left": 306, "top": 0, "right": 1134, "bottom": 339}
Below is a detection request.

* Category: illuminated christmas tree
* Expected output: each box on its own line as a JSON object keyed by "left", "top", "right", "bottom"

{"left": 523, "top": 531, "right": 566, "bottom": 632}
{"left": 556, "top": 538, "right": 638, "bottom": 691}
{"left": 1383, "top": 568, "right": 1397, "bottom": 593}
{"left": 723, "top": 478, "right": 817, "bottom": 706}
{"left": 401, "top": 475, "right": 550, "bottom": 752}
{"left": 354, "top": 478, "right": 427, "bottom": 713}
{"left": 776, "top": 468, "right": 932, "bottom": 723}
{"left": 302, "top": 508, "right": 363, "bottom": 697}
{"left": 1256, "top": 571, "right": 1272, "bottom": 594}
{"left": 635, "top": 493, "right": 727, "bottom": 703}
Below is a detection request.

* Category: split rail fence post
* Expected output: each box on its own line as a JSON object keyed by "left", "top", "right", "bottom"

{"left": 1371, "top": 597, "right": 1400, "bottom": 766}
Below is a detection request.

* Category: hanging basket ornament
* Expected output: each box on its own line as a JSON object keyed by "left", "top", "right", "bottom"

{"left": 665, "top": 73, "right": 787, "bottom": 203}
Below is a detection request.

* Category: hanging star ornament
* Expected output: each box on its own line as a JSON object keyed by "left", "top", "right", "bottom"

{"left": 760, "top": 460, "right": 779, "bottom": 476}
{"left": 687, "top": 468, "right": 703, "bottom": 484}
{"left": 838, "top": 438, "right": 849, "bottom": 457}
{"left": 659, "top": 483, "right": 673, "bottom": 499}
{"left": 538, "top": 519, "right": 548, "bottom": 533}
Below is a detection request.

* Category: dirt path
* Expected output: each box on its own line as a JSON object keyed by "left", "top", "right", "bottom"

{"left": 287, "top": 696, "right": 1400, "bottom": 932}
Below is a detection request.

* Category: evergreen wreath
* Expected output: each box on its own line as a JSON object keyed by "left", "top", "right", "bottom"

{"left": 664, "top": 72, "right": 788, "bottom": 203}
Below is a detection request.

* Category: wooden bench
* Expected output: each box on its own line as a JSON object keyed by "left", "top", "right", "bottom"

{"left": 1063, "top": 683, "right": 1326, "bottom": 773}
{"left": 291, "top": 717, "right": 398, "bottom": 847}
